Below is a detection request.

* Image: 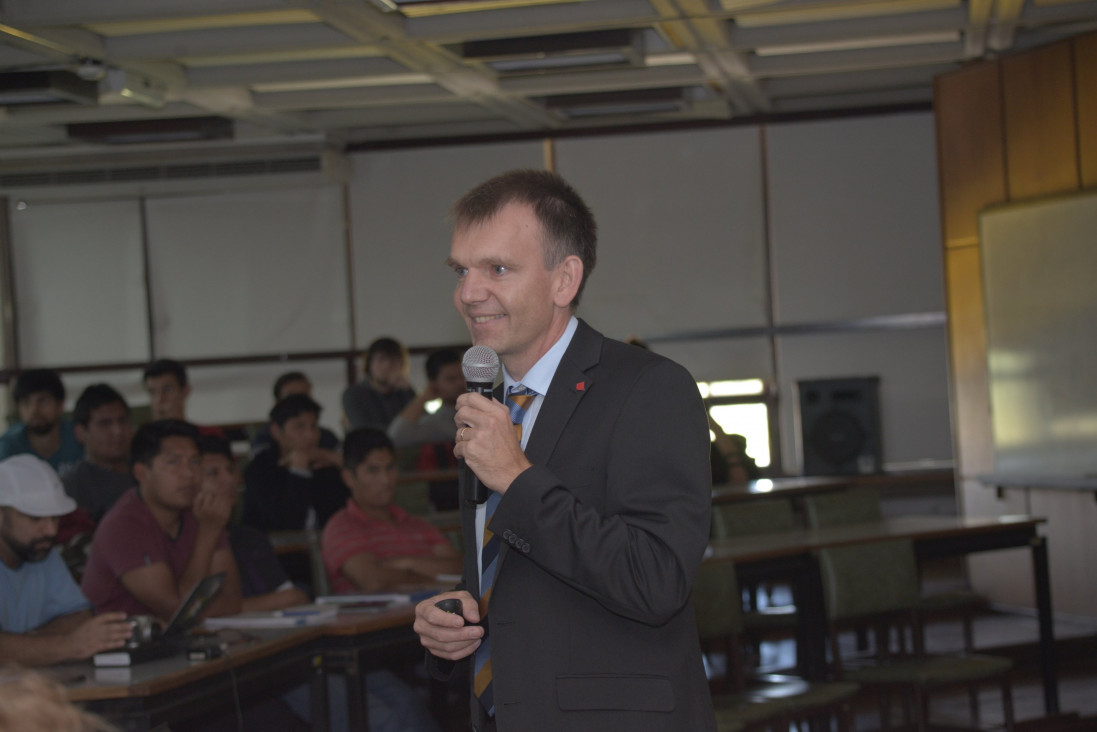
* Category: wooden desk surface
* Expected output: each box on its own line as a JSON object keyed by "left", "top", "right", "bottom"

{"left": 65, "top": 626, "right": 323, "bottom": 702}
{"left": 322, "top": 603, "right": 418, "bottom": 637}
{"left": 707, "top": 514, "right": 1044, "bottom": 564}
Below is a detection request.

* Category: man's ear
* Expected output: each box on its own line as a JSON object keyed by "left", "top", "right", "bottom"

{"left": 74, "top": 423, "right": 88, "bottom": 446}
{"left": 133, "top": 461, "right": 149, "bottom": 487}
{"left": 552, "top": 255, "right": 583, "bottom": 308}
{"left": 341, "top": 467, "right": 357, "bottom": 490}
{"left": 270, "top": 422, "right": 284, "bottom": 444}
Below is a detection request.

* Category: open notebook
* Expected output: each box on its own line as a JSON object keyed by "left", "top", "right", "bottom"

{"left": 93, "top": 572, "right": 226, "bottom": 667}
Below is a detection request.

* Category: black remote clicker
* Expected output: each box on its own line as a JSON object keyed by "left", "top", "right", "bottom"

{"left": 435, "top": 598, "right": 462, "bottom": 614}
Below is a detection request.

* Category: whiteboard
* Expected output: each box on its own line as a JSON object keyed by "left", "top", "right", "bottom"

{"left": 980, "top": 190, "right": 1097, "bottom": 481}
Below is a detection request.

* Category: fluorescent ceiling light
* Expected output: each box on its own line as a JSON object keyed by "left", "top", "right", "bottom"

{"left": 646, "top": 52, "right": 698, "bottom": 67}
{"left": 252, "top": 73, "right": 434, "bottom": 92}
{"left": 85, "top": 10, "right": 319, "bottom": 36}
{"left": 755, "top": 30, "right": 960, "bottom": 56}
{"left": 181, "top": 46, "right": 381, "bottom": 68}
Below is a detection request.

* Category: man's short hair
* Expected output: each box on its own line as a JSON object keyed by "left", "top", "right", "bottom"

{"left": 131, "top": 419, "right": 201, "bottom": 467}
{"left": 269, "top": 393, "right": 321, "bottom": 427}
{"left": 199, "top": 434, "right": 234, "bottom": 463}
{"left": 452, "top": 169, "right": 597, "bottom": 307}
{"left": 143, "top": 359, "right": 188, "bottom": 388}
{"left": 425, "top": 349, "right": 460, "bottom": 382}
{"left": 343, "top": 428, "right": 395, "bottom": 473}
{"left": 12, "top": 369, "right": 65, "bottom": 405}
{"left": 72, "top": 384, "right": 130, "bottom": 428}
{"left": 272, "top": 371, "right": 309, "bottom": 401}
{"left": 364, "top": 337, "right": 407, "bottom": 375}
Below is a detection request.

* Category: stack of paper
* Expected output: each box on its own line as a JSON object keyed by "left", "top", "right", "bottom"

{"left": 203, "top": 605, "right": 338, "bottom": 630}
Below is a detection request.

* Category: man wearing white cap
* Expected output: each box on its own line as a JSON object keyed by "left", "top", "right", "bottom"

{"left": 0, "top": 454, "right": 134, "bottom": 666}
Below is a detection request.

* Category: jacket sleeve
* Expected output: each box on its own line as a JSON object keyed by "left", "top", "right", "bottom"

{"left": 490, "top": 357, "right": 712, "bottom": 626}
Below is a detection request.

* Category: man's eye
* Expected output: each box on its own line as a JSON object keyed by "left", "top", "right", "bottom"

{"left": 492, "top": 265, "right": 508, "bottom": 275}
{"left": 453, "top": 267, "right": 468, "bottom": 278}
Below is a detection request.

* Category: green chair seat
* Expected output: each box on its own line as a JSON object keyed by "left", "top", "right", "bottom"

{"left": 842, "top": 653, "right": 1012, "bottom": 687}
{"left": 713, "top": 680, "right": 860, "bottom": 730}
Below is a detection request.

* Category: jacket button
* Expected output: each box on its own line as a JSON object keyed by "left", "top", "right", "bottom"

{"left": 502, "top": 529, "right": 512, "bottom": 540}
{"left": 521, "top": 542, "right": 531, "bottom": 553}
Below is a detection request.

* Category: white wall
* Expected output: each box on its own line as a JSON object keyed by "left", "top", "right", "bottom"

{"left": 2, "top": 110, "right": 953, "bottom": 472}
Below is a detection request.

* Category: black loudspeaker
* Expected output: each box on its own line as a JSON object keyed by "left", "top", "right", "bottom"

{"left": 797, "top": 377, "right": 882, "bottom": 476}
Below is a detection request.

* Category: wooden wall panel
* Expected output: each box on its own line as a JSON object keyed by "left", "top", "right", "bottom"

{"left": 944, "top": 246, "right": 993, "bottom": 478}
{"left": 1075, "top": 33, "right": 1097, "bottom": 188}
{"left": 1001, "top": 42, "right": 1081, "bottom": 200}
{"left": 934, "top": 63, "right": 1007, "bottom": 247}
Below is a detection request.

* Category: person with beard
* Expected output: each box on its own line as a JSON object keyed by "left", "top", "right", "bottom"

{"left": 0, "top": 370, "right": 83, "bottom": 478}
{"left": 0, "top": 455, "right": 133, "bottom": 667}
{"left": 341, "top": 337, "right": 416, "bottom": 431}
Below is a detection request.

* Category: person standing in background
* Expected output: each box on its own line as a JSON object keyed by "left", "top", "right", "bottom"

{"left": 341, "top": 337, "right": 416, "bottom": 431}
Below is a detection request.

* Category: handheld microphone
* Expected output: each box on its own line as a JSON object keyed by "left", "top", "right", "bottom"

{"left": 461, "top": 345, "right": 500, "bottom": 504}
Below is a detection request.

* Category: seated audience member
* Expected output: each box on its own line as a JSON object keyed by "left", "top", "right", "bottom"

{"left": 202, "top": 442, "right": 440, "bottom": 732}
{"left": 388, "top": 349, "right": 463, "bottom": 448}
{"left": 0, "top": 455, "right": 132, "bottom": 666}
{"left": 199, "top": 436, "right": 309, "bottom": 611}
{"left": 242, "top": 394, "right": 348, "bottom": 533}
{"left": 81, "top": 420, "right": 242, "bottom": 621}
{"left": 250, "top": 371, "right": 340, "bottom": 460}
{"left": 322, "top": 429, "right": 460, "bottom": 594}
{"left": 709, "top": 417, "right": 762, "bottom": 484}
{"left": 342, "top": 337, "right": 416, "bottom": 431}
{"left": 388, "top": 349, "right": 464, "bottom": 510}
{"left": 0, "top": 370, "right": 83, "bottom": 478}
{"left": 142, "top": 359, "right": 225, "bottom": 438}
{"left": 63, "top": 384, "right": 135, "bottom": 523}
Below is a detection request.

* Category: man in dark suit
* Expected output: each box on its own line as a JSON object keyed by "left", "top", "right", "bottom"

{"left": 413, "top": 169, "right": 716, "bottom": 731}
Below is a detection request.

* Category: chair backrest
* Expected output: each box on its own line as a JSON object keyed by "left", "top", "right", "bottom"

{"left": 711, "top": 498, "right": 796, "bottom": 539}
{"left": 803, "top": 486, "right": 882, "bottom": 529}
{"left": 693, "top": 561, "right": 744, "bottom": 642}
{"left": 818, "top": 538, "right": 921, "bottom": 622}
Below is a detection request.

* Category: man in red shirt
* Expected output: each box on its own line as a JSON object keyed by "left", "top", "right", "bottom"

{"left": 322, "top": 429, "right": 459, "bottom": 595}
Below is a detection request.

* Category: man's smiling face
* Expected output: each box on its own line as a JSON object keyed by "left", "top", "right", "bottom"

{"left": 448, "top": 202, "right": 577, "bottom": 379}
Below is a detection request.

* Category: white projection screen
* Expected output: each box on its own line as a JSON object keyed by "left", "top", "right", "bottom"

{"left": 144, "top": 185, "right": 350, "bottom": 359}
{"left": 8, "top": 198, "right": 150, "bottom": 367}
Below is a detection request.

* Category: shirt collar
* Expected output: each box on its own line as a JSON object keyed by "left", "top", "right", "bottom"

{"left": 502, "top": 315, "right": 578, "bottom": 395}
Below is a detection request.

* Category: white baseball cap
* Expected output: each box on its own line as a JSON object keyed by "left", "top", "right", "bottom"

{"left": 0, "top": 455, "right": 77, "bottom": 517}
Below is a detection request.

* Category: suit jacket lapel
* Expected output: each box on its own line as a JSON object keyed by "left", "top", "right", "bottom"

{"left": 524, "top": 320, "right": 601, "bottom": 465}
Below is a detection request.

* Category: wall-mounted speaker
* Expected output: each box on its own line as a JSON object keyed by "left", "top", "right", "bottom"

{"left": 797, "top": 376, "right": 882, "bottom": 476}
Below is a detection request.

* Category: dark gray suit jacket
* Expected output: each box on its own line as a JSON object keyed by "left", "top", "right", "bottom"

{"left": 435, "top": 320, "right": 716, "bottom": 732}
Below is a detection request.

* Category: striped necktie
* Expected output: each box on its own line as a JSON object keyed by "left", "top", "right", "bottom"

{"left": 473, "top": 385, "right": 537, "bottom": 717}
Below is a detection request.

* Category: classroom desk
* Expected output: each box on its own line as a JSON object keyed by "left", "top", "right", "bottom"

{"left": 707, "top": 515, "right": 1058, "bottom": 714}
{"left": 313, "top": 604, "right": 424, "bottom": 732}
{"left": 65, "top": 626, "right": 324, "bottom": 732}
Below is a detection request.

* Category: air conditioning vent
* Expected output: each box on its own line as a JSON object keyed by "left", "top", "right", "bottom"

{"left": 54, "top": 169, "right": 107, "bottom": 185}
{"left": 109, "top": 167, "right": 160, "bottom": 182}
{"left": 214, "top": 160, "right": 268, "bottom": 177}
{"left": 0, "top": 150, "right": 349, "bottom": 193}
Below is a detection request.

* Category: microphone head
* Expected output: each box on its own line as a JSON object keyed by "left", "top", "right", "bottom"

{"left": 462, "top": 345, "right": 500, "bottom": 384}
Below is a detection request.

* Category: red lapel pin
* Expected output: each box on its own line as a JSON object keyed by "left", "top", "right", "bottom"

{"left": 575, "top": 381, "right": 586, "bottom": 391}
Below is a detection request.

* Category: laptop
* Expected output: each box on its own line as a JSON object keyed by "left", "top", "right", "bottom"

{"left": 93, "top": 572, "right": 227, "bottom": 667}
